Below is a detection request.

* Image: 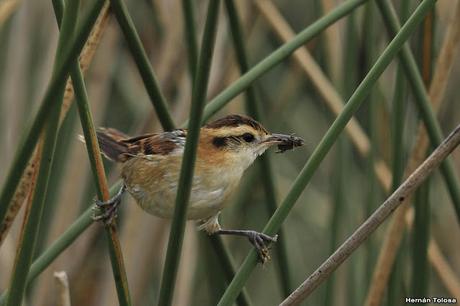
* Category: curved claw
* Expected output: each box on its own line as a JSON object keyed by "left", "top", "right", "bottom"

{"left": 246, "top": 231, "right": 278, "bottom": 264}
{"left": 92, "top": 202, "right": 119, "bottom": 225}
{"left": 92, "top": 185, "right": 126, "bottom": 225}
{"left": 214, "top": 229, "right": 278, "bottom": 264}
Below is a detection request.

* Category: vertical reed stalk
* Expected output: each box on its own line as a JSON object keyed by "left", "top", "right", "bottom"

{"left": 217, "top": 1, "right": 436, "bottom": 304}
{"left": 208, "top": 236, "right": 252, "bottom": 306}
{"left": 0, "top": 182, "right": 123, "bottom": 305}
{"left": 342, "top": 10, "right": 360, "bottom": 306}
{"left": 4, "top": 1, "right": 79, "bottom": 305}
{"left": 181, "top": 0, "right": 198, "bottom": 80}
{"left": 363, "top": 1, "right": 379, "bottom": 294}
{"left": 50, "top": 0, "right": 132, "bottom": 303}
{"left": 376, "top": 0, "right": 460, "bottom": 219}
{"left": 0, "top": 2, "right": 110, "bottom": 248}
{"left": 157, "top": 1, "right": 221, "bottom": 305}
{"left": 280, "top": 123, "right": 460, "bottom": 306}
{"left": 224, "top": 0, "right": 293, "bottom": 297}
{"left": 386, "top": 2, "right": 410, "bottom": 304}
{"left": 108, "top": 0, "right": 175, "bottom": 131}
{"left": 179, "top": 2, "right": 253, "bottom": 303}
{"left": 0, "top": 0, "right": 105, "bottom": 228}
{"left": 411, "top": 178, "right": 431, "bottom": 296}
{"left": 196, "top": 0, "right": 369, "bottom": 125}
{"left": 365, "top": 2, "right": 460, "bottom": 305}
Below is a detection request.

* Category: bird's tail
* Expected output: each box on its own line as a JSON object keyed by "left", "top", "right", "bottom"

{"left": 79, "top": 128, "right": 131, "bottom": 162}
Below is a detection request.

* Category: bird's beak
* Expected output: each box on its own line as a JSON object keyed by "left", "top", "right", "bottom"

{"left": 262, "top": 133, "right": 292, "bottom": 145}
{"left": 261, "top": 133, "right": 304, "bottom": 152}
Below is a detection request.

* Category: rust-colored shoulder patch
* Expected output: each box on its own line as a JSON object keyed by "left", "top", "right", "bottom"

{"left": 205, "top": 114, "right": 268, "bottom": 134}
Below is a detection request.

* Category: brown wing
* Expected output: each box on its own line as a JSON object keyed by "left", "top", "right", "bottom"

{"left": 96, "top": 128, "right": 187, "bottom": 162}
{"left": 96, "top": 128, "right": 131, "bottom": 162}
{"left": 123, "top": 130, "right": 186, "bottom": 155}
{"left": 124, "top": 130, "right": 187, "bottom": 156}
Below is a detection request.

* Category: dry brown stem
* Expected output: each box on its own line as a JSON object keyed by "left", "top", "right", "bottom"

{"left": 280, "top": 124, "right": 460, "bottom": 306}
{"left": 364, "top": 2, "right": 460, "bottom": 304}
{"left": 53, "top": 271, "right": 71, "bottom": 306}
{"left": 0, "top": 3, "right": 111, "bottom": 247}
{"left": 254, "top": 0, "right": 392, "bottom": 190}
{"left": 252, "top": 0, "right": 460, "bottom": 301}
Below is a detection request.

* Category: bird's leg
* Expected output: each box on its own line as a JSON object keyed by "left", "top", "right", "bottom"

{"left": 215, "top": 229, "right": 278, "bottom": 264}
{"left": 92, "top": 184, "right": 126, "bottom": 225}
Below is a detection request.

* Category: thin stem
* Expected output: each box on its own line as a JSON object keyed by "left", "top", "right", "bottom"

{"left": 70, "top": 29, "right": 132, "bottom": 306}
{"left": 280, "top": 124, "right": 460, "bottom": 306}
{"left": 0, "top": 0, "right": 105, "bottom": 227}
{"left": 179, "top": 0, "right": 250, "bottom": 302}
{"left": 0, "top": 182, "right": 123, "bottom": 305}
{"left": 365, "top": 2, "right": 460, "bottom": 305}
{"left": 216, "top": 1, "right": 436, "bottom": 304}
{"left": 363, "top": 0, "right": 379, "bottom": 294}
{"left": 157, "top": 1, "right": 221, "bottom": 305}
{"left": 342, "top": 10, "right": 360, "bottom": 306}
{"left": 46, "top": 0, "right": 132, "bottom": 303}
{"left": 109, "top": 0, "right": 175, "bottom": 131}
{"left": 181, "top": 0, "right": 198, "bottom": 80}
{"left": 208, "top": 236, "right": 253, "bottom": 306}
{"left": 376, "top": 0, "right": 460, "bottom": 221}
{"left": 386, "top": 1, "right": 410, "bottom": 304}
{"left": 411, "top": 178, "right": 431, "bottom": 296}
{"left": 0, "top": 3, "right": 111, "bottom": 248}
{"left": 4, "top": 1, "right": 79, "bottom": 305}
{"left": 181, "top": 0, "right": 370, "bottom": 127}
{"left": 224, "top": 0, "right": 293, "bottom": 297}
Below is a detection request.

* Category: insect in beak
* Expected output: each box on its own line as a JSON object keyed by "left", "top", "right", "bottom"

{"left": 261, "top": 133, "right": 305, "bottom": 153}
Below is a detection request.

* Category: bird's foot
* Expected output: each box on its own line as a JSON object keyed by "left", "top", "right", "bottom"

{"left": 92, "top": 185, "right": 126, "bottom": 225}
{"left": 246, "top": 231, "right": 278, "bottom": 264}
{"left": 215, "top": 229, "right": 278, "bottom": 264}
{"left": 92, "top": 202, "right": 120, "bottom": 225}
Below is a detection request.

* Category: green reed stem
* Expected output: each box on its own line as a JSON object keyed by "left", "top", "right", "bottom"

{"left": 363, "top": 0, "right": 379, "bottom": 291}
{"left": 178, "top": 0, "right": 252, "bottom": 302}
{"left": 386, "top": 2, "right": 410, "bottom": 304}
{"left": 34, "top": 106, "right": 77, "bottom": 259}
{"left": 411, "top": 177, "right": 431, "bottom": 296}
{"left": 47, "top": 0, "right": 132, "bottom": 303}
{"left": 181, "top": 0, "right": 198, "bottom": 80}
{"left": 342, "top": 11, "right": 361, "bottom": 306}
{"left": 4, "top": 1, "right": 79, "bottom": 305}
{"left": 1, "top": 2, "right": 240, "bottom": 303}
{"left": 196, "top": 0, "right": 369, "bottom": 126}
{"left": 410, "top": 6, "right": 434, "bottom": 297}
{"left": 376, "top": 0, "right": 460, "bottom": 222}
{"left": 224, "top": 0, "right": 293, "bottom": 297}
{"left": 0, "top": 0, "right": 105, "bottom": 227}
{"left": 109, "top": 0, "right": 175, "bottom": 131}
{"left": 157, "top": 1, "right": 221, "bottom": 305}
{"left": 208, "top": 236, "right": 253, "bottom": 306}
{"left": 217, "top": 1, "right": 436, "bottom": 304}
{"left": 70, "top": 29, "right": 132, "bottom": 306}
{"left": 0, "top": 181, "right": 123, "bottom": 305}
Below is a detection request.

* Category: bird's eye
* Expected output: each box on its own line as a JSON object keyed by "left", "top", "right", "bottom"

{"left": 242, "top": 133, "right": 255, "bottom": 143}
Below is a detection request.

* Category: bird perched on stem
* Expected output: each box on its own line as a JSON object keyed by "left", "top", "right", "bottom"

{"left": 92, "top": 114, "right": 303, "bottom": 263}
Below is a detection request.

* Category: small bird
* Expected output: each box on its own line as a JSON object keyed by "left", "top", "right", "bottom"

{"left": 93, "top": 114, "right": 304, "bottom": 262}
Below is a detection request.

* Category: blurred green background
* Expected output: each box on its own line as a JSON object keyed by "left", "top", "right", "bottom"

{"left": 0, "top": 0, "right": 459, "bottom": 305}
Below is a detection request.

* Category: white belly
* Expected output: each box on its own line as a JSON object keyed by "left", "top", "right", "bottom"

{"left": 126, "top": 171, "right": 241, "bottom": 220}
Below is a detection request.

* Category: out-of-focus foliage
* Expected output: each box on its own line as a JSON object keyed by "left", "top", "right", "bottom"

{"left": 0, "top": 1, "right": 459, "bottom": 305}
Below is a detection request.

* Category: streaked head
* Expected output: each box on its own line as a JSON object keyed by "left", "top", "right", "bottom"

{"left": 202, "top": 114, "right": 303, "bottom": 168}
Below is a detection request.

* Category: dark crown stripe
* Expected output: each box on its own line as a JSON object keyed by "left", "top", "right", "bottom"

{"left": 205, "top": 114, "right": 267, "bottom": 133}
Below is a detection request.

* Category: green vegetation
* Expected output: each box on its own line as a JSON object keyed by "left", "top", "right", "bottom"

{"left": 0, "top": 0, "right": 459, "bottom": 305}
